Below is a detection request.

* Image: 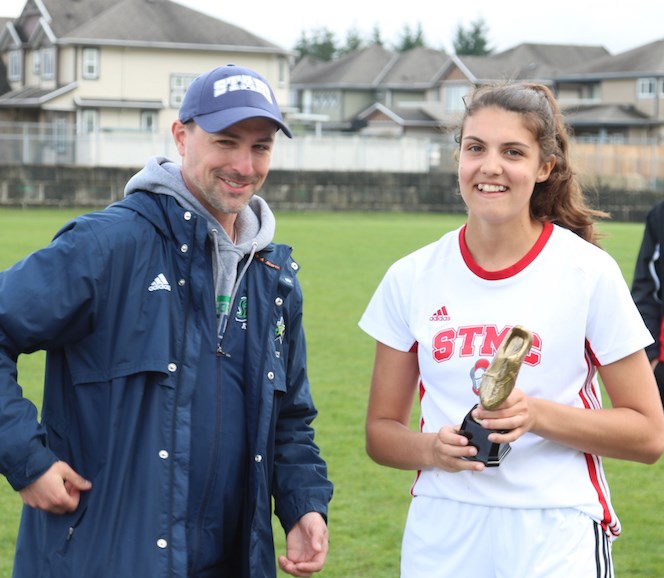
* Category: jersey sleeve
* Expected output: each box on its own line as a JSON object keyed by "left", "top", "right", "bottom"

{"left": 358, "top": 258, "right": 416, "bottom": 352}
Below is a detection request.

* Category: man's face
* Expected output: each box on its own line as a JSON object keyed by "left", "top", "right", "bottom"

{"left": 173, "top": 117, "right": 277, "bottom": 222}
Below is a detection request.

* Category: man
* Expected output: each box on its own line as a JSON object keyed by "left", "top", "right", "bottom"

{"left": 632, "top": 198, "right": 664, "bottom": 403}
{"left": 0, "top": 64, "right": 333, "bottom": 578}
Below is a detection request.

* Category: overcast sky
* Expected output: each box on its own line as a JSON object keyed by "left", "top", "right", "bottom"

{"left": 2, "top": 0, "right": 663, "bottom": 55}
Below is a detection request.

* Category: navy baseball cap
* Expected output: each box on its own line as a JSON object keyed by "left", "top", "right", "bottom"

{"left": 178, "top": 64, "right": 292, "bottom": 138}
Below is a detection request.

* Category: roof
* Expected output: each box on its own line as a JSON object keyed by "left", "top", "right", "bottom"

{"left": 74, "top": 96, "right": 164, "bottom": 109}
{"left": 358, "top": 102, "right": 442, "bottom": 126}
{"left": 378, "top": 47, "right": 449, "bottom": 87}
{"left": 0, "top": 82, "right": 77, "bottom": 107}
{"left": 292, "top": 42, "right": 609, "bottom": 92}
{"left": 291, "top": 45, "right": 453, "bottom": 90}
{"left": 455, "top": 43, "right": 610, "bottom": 83}
{"left": 560, "top": 38, "right": 664, "bottom": 79}
{"left": 291, "top": 44, "right": 395, "bottom": 87}
{"left": 0, "top": 0, "right": 291, "bottom": 109}
{"left": 356, "top": 101, "right": 463, "bottom": 133}
{"left": 562, "top": 103, "right": 656, "bottom": 127}
{"left": 2, "top": 0, "right": 289, "bottom": 52}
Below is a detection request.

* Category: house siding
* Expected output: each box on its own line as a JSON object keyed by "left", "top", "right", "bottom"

{"left": 0, "top": 0, "right": 291, "bottom": 136}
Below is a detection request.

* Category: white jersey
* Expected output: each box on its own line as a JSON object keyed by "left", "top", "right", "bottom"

{"left": 359, "top": 222, "right": 653, "bottom": 539}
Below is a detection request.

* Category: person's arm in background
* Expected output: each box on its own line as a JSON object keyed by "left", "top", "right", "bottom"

{"left": 632, "top": 201, "right": 664, "bottom": 369}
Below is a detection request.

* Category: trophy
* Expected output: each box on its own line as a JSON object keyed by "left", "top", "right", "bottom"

{"left": 460, "top": 325, "right": 533, "bottom": 467}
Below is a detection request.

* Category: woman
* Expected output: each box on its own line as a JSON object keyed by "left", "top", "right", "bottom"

{"left": 359, "top": 82, "right": 664, "bottom": 578}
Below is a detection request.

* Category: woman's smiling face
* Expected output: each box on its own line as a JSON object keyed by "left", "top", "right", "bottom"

{"left": 458, "top": 105, "right": 554, "bottom": 227}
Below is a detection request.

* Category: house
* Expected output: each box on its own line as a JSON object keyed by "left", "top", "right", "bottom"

{"left": 291, "top": 42, "right": 611, "bottom": 138}
{"left": 554, "top": 38, "right": 664, "bottom": 142}
{"left": 291, "top": 45, "right": 460, "bottom": 135}
{"left": 439, "top": 43, "right": 609, "bottom": 113}
{"left": 355, "top": 47, "right": 451, "bottom": 137}
{"left": 0, "top": 0, "right": 292, "bottom": 163}
{"left": 290, "top": 44, "right": 398, "bottom": 132}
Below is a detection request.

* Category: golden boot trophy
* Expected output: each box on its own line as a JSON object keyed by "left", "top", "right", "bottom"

{"left": 460, "top": 325, "right": 533, "bottom": 466}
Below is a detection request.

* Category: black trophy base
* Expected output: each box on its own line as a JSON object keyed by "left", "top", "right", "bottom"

{"left": 460, "top": 405, "right": 511, "bottom": 467}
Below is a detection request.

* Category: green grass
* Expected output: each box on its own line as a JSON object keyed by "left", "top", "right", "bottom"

{"left": 0, "top": 207, "right": 662, "bottom": 577}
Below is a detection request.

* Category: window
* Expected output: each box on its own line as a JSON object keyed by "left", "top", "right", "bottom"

{"left": 54, "top": 117, "right": 68, "bottom": 154}
{"left": 170, "top": 74, "right": 197, "bottom": 109}
{"left": 637, "top": 77, "right": 656, "bottom": 99}
{"left": 312, "top": 91, "right": 338, "bottom": 110}
{"left": 42, "top": 48, "right": 55, "bottom": 80}
{"left": 444, "top": 84, "right": 468, "bottom": 113}
{"left": 141, "top": 111, "right": 157, "bottom": 131}
{"left": 80, "top": 109, "right": 99, "bottom": 134}
{"left": 33, "top": 51, "right": 41, "bottom": 76}
{"left": 8, "top": 50, "right": 21, "bottom": 82}
{"left": 636, "top": 77, "right": 664, "bottom": 98}
{"left": 278, "top": 57, "right": 287, "bottom": 88}
{"left": 82, "top": 48, "right": 99, "bottom": 79}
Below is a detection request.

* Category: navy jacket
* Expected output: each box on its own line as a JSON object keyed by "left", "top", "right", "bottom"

{"left": 0, "top": 192, "right": 332, "bottom": 577}
{"left": 632, "top": 199, "right": 664, "bottom": 364}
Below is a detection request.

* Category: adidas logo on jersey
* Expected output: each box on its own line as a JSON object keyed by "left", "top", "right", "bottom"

{"left": 429, "top": 305, "right": 450, "bottom": 321}
{"left": 148, "top": 273, "right": 172, "bottom": 292}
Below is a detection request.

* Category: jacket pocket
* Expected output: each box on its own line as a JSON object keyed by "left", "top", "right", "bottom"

{"left": 47, "top": 497, "right": 89, "bottom": 558}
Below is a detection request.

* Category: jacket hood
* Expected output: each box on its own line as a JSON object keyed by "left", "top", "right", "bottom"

{"left": 124, "top": 156, "right": 275, "bottom": 254}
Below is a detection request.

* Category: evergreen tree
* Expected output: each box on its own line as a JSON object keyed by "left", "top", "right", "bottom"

{"left": 294, "top": 27, "right": 338, "bottom": 61}
{"left": 338, "top": 26, "right": 364, "bottom": 56}
{"left": 394, "top": 22, "right": 425, "bottom": 52}
{"left": 453, "top": 18, "right": 492, "bottom": 55}
{"left": 370, "top": 23, "right": 383, "bottom": 46}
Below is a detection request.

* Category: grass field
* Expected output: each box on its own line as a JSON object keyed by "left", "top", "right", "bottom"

{"left": 0, "top": 207, "right": 663, "bottom": 577}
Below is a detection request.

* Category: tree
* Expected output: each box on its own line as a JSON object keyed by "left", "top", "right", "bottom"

{"left": 370, "top": 23, "right": 383, "bottom": 47}
{"left": 453, "top": 18, "right": 492, "bottom": 55}
{"left": 294, "top": 27, "right": 338, "bottom": 61}
{"left": 338, "top": 26, "right": 364, "bottom": 57}
{"left": 292, "top": 20, "right": 432, "bottom": 61}
{"left": 394, "top": 22, "right": 425, "bottom": 52}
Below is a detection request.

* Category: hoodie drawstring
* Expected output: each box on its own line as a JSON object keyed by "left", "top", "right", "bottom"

{"left": 216, "top": 238, "right": 258, "bottom": 347}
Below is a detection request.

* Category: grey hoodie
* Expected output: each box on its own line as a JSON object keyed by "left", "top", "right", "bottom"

{"left": 124, "top": 155, "right": 276, "bottom": 339}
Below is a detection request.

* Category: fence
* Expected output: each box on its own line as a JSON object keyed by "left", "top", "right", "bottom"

{"left": 0, "top": 122, "right": 663, "bottom": 189}
{"left": 571, "top": 142, "right": 664, "bottom": 190}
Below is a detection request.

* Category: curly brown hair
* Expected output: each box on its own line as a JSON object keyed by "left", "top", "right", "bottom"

{"left": 458, "top": 82, "right": 608, "bottom": 246}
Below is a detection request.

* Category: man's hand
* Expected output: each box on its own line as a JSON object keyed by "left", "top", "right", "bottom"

{"left": 19, "top": 461, "right": 91, "bottom": 514}
{"left": 278, "top": 512, "right": 329, "bottom": 577}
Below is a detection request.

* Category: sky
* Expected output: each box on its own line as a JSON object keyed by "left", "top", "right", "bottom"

{"left": 2, "top": 0, "right": 663, "bottom": 56}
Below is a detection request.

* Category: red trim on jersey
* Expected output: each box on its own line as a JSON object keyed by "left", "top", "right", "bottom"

{"left": 583, "top": 453, "right": 616, "bottom": 536}
{"left": 411, "top": 377, "right": 426, "bottom": 496}
{"left": 579, "top": 346, "right": 621, "bottom": 538}
{"left": 458, "top": 221, "right": 554, "bottom": 280}
{"left": 585, "top": 338, "right": 601, "bottom": 367}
